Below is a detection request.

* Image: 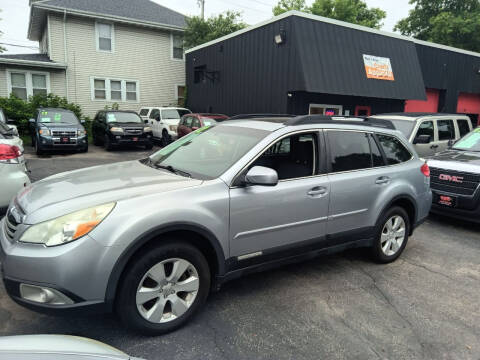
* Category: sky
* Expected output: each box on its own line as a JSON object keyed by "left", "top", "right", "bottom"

{"left": 0, "top": 0, "right": 413, "bottom": 54}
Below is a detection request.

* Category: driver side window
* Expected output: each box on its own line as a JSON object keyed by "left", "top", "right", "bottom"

{"left": 251, "top": 133, "right": 317, "bottom": 180}
{"left": 150, "top": 109, "right": 160, "bottom": 120}
{"left": 416, "top": 121, "right": 434, "bottom": 139}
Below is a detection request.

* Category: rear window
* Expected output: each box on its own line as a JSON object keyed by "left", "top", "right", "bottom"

{"left": 202, "top": 118, "right": 217, "bottom": 126}
{"left": 328, "top": 131, "right": 372, "bottom": 172}
{"left": 139, "top": 108, "right": 150, "bottom": 116}
{"left": 376, "top": 134, "right": 412, "bottom": 165}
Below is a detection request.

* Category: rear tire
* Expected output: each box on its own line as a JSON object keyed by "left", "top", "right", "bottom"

{"left": 371, "top": 206, "right": 410, "bottom": 263}
{"left": 93, "top": 136, "right": 101, "bottom": 146}
{"left": 116, "top": 241, "right": 211, "bottom": 335}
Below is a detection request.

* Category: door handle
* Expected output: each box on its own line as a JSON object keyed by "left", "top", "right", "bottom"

{"left": 307, "top": 186, "right": 328, "bottom": 197}
{"left": 430, "top": 144, "right": 439, "bottom": 149}
{"left": 375, "top": 176, "right": 391, "bottom": 185}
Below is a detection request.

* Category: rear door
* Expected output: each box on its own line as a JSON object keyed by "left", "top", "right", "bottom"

{"left": 436, "top": 119, "right": 455, "bottom": 153}
{"left": 456, "top": 118, "right": 472, "bottom": 139}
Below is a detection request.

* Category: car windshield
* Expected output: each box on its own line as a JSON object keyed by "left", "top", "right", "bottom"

{"left": 161, "top": 109, "right": 189, "bottom": 120}
{"left": 38, "top": 110, "right": 79, "bottom": 124}
{"left": 384, "top": 119, "right": 416, "bottom": 139}
{"left": 148, "top": 125, "right": 269, "bottom": 179}
{"left": 106, "top": 112, "right": 143, "bottom": 123}
{"left": 452, "top": 129, "right": 480, "bottom": 152}
{"left": 201, "top": 118, "right": 217, "bottom": 126}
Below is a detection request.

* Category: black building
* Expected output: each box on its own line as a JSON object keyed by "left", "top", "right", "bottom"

{"left": 186, "top": 11, "right": 480, "bottom": 123}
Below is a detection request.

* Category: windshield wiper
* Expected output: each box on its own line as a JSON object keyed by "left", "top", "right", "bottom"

{"left": 151, "top": 162, "right": 191, "bottom": 178}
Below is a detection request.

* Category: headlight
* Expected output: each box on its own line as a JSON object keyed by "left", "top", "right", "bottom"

{"left": 169, "top": 125, "right": 178, "bottom": 132}
{"left": 143, "top": 127, "right": 152, "bottom": 132}
{"left": 77, "top": 129, "right": 86, "bottom": 136}
{"left": 39, "top": 128, "right": 51, "bottom": 136}
{"left": 20, "top": 203, "right": 115, "bottom": 247}
{"left": 110, "top": 127, "right": 124, "bottom": 133}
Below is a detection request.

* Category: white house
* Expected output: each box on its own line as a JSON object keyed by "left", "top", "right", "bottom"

{"left": 0, "top": 0, "right": 187, "bottom": 117}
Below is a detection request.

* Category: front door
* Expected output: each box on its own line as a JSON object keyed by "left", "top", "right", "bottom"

{"left": 229, "top": 132, "right": 330, "bottom": 258}
{"left": 149, "top": 109, "right": 161, "bottom": 138}
{"left": 412, "top": 120, "right": 435, "bottom": 158}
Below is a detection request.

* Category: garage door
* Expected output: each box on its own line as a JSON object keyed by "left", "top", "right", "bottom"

{"left": 404, "top": 88, "right": 439, "bottom": 113}
{"left": 457, "top": 92, "right": 480, "bottom": 126}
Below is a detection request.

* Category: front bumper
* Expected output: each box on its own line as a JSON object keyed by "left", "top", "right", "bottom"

{"left": 38, "top": 135, "right": 88, "bottom": 150}
{"left": 110, "top": 133, "right": 152, "bottom": 145}
{"left": 430, "top": 189, "right": 480, "bottom": 223}
{"left": 0, "top": 218, "right": 121, "bottom": 315}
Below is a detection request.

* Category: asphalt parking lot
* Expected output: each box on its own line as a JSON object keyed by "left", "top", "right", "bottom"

{"left": 1, "top": 145, "right": 480, "bottom": 360}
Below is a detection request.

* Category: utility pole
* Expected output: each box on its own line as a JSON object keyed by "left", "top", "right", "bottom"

{"left": 197, "top": 0, "right": 205, "bottom": 19}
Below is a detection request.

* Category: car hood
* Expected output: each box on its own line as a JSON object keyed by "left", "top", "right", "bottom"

{"left": 428, "top": 149, "right": 480, "bottom": 172}
{"left": 17, "top": 160, "right": 202, "bottom": 222}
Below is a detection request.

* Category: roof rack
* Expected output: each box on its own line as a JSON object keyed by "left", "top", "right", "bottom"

{"left": 228, "top": 113, "right": 296, "bottom": 120}
{"left": 285, "top": 115, "right": 396, "bottom": 130}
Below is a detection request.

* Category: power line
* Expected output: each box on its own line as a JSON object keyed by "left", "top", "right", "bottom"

{"left": 0, "top": 42, "right": 39, "bottom": 49}
{"left": 243, "top": 0, "right": 272, "bottom": 7}
{"left": 218, "top": 0, "right": 270, "bottom": 13}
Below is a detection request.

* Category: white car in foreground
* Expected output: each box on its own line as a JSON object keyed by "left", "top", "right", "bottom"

{"left": 0, "top": 121, "right": 30, "bottom": 215}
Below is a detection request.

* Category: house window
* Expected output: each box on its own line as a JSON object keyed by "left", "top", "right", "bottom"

{"left": 110, "top": 80, "right": 122, "bottom": 100}
{"left": 172, "top": 34, "right": 184, "bottom": 60}
{"left": 126, "top": 82, "right": 137, "bottom": 101}
{"left": 7, "top": 70, "right": 50, "bottom": 100}
{"left": 176, "top": 85, "right": 185, "bottom": 106}
{"left": 91, "top": 77, "right": 139, "bottom": 102}
{"left": 96, "top": 22, "right": 114, "bottom": 52}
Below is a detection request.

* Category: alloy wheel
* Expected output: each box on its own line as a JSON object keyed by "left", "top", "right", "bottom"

{"left": 380, "top": 215, "right": 406, "bottom": 256}
{"left": 136, "top": 258, "right": 199, "bottom": 324}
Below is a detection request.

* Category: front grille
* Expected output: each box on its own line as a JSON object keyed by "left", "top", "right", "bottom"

{"left": 430, "top": 167, "right": 480, "bottom": 196}
{"left": 4, "top": 212, "right": 18, "bottom": 242}
{"left": 52, "top": 130, "right": 76, "bottom": 137}
{"left": 124, "top": 127, "right": 143, "bottom": 135}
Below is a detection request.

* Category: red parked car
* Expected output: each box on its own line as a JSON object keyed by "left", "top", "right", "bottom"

{"left": 177, "top": 113, "right": 229, "bottom": 138}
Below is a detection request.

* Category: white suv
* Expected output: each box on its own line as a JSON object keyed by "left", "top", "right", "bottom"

{"left": 139, "top": 107, "right": 191, "bottom": 146}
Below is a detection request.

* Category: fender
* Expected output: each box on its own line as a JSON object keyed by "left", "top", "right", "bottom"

{"left": 104, "top": 222, "right": 226, "bottom": 310}
{"left": 378, "top": 194, "right": 418, "bottom": 235}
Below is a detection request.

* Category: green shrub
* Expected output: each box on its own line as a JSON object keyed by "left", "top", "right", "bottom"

{"left": 0, "top": 93, "right": 84, "bottom": 136}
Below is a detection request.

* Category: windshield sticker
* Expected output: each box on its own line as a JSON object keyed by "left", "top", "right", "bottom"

{"left": 41, "top": 117, "right": 51, "bottom": 123}
{"left": 54, "top": 113, "right": 62, "bottom": 122}
{"left": 107, "top": 114, "right": 116, "bottom": 122}
{"left": 455, "top": 133, "right": 480, "bottom": 149}
{"left": 41, "top": 111, "right": 48, "bottom": 116}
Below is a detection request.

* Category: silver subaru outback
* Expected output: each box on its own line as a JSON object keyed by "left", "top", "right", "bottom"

{"left": 0, "top": 115, "right": 432, "bottom": 335}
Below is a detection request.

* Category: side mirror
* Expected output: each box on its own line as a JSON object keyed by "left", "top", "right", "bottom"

{"left": 144, "top": 119, "right": 149, "bottom": 124}
{"left": 29, "top": 118, "right": 36, "bottom": 123}
{"left": 7, "top": 119, "right": 15, "bottom": 125}
{"left": 80, "top": 119, "right": 85, "bottom": 124}
{"left": 154, "top": 115, "right": 160, "bottom": 121}
{"left": 447, "top": 139, "right": 456, "bottom": 148}
{"left": 244, "top": 166, "right": 278, "bottom": 186}
{"left": 413, "top": 134, "right": 431, "bottom": 144}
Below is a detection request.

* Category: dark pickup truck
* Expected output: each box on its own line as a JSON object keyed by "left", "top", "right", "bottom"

{"left": 428, "top": 128, "right": 480, "bottom": 222}
{"left": 29, "top": 108, "right": 88, "bottom": 155}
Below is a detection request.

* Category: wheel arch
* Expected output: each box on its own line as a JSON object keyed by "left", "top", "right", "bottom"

{"left": 379, "top": 194, "right": 418, "bottom": 236}
{"left": 104, "top": 222, "right": 226, "bottom": 310}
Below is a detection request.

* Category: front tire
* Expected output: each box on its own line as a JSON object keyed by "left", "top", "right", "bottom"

{"left": 104, "top": 135, "right": 113, "bottom": 151}
{"left": 160, "top": 130, "right": 170, "bottom": 147}
{"left": 371, "top": 206, "right": 410, "bottom": 263}
{"left": 116, "top": 241, "right": 211, "bottom": 335}
{"left": 145, "top": 141, "right": 153, "bottom": 150}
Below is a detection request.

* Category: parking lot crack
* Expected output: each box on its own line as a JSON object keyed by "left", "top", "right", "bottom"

{"left": 205, "top": 318, "right": 228, "bottom": 360}
{"left": 401, "top": 258, "right": 455, "bottom": 281}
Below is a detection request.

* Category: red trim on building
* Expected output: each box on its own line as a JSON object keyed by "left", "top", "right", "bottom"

{"left": 405, "top": 88, "right": 439, "bottom": 113}
{"left": 355, "top": 105, "right": 371, "bottom": 116}
{"left": 457, "top": 92, "right": 480, "bottom": 125}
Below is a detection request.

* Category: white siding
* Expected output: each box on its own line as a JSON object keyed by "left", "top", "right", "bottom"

{"left": 0, "top": 65, "right": 66, "bottom": 98}
{"left": 48, "top": 13, "right": 185, "bottom": 117}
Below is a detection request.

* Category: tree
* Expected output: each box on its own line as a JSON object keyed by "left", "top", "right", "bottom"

{"left": 273, "top": 0, "right": 308, "bottom": 15}
{"left": 184, "top": 11, "right": 247, "bottom": 49}
{"left": 0, "top": 9, "right": 6, "bottom": 53}
{"left": 272, "top": 0, "right": 386, "bottom": 29}
{"left": 394, "top": 0, "right": 480, "bottom": 52}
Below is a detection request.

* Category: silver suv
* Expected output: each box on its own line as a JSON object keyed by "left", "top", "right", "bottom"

{"left": 0, "top": 115, "right": 432, "bottom": 335}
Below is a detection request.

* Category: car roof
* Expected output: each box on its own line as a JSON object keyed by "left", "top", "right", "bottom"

{"left": 140, "top": 106, "right": 190, "bottom": 110}
{"left": 372, "top": 112, "right": 470, "bottom": 121}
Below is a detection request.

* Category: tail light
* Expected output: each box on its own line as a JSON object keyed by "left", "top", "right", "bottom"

{"left": 0, "top": 144, "right": 22, "bottom": 164}
{"left": 421, "top": 162, "right": 430, "bottom": 177}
